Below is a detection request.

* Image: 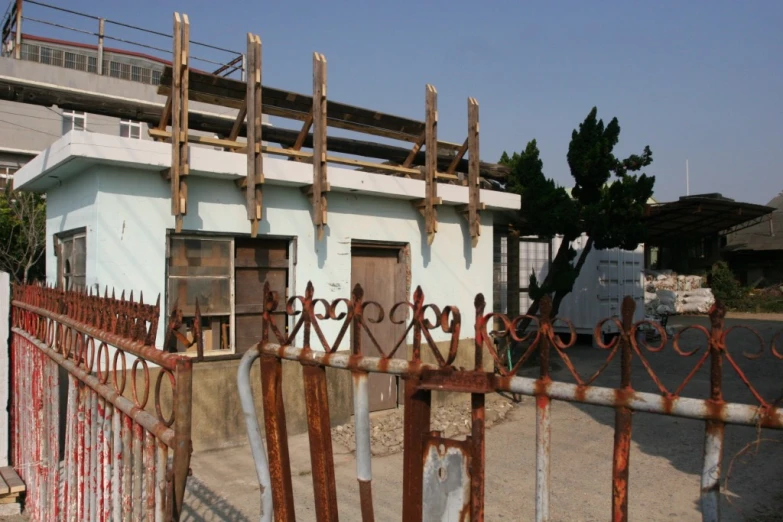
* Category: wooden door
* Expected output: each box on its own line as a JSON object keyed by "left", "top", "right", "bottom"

{"left": 234, "top": 238, "right": 288, "bottom": 354}
{"left": 351, "top": 246, "right": 406, "bottom": 411}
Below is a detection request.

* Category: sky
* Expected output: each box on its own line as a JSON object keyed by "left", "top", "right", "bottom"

{"left": 18, "top": 0, "right": 783, "bottom": 205}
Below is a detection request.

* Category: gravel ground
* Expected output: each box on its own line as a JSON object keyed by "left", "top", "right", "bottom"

{"left": 330, "top": 394, "right": 517, "bottom": 456}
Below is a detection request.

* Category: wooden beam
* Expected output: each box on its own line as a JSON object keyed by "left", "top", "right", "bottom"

{"left": 446, "top": 137, "right": 468, "bottom": 176}
{"left": 157, "top": 96, "right": 172, "bottom": 135}
{"left": 466, "top": 97, "right": 482, "bottom": 247}
{"left": 402, "top": 131, "right": 425, "bottom": 168}
{"left": 0, "top": 75, "right": 511, "bottom": 180}
{"left": 228, "top": 100, "right": 246, "bottom": 141}
{"left": 178, "top": 13, "right": 190, "bottom": 233}
{"left": 416, "top": 84, "right": 439, "bottom": 245}
{"left": 156, "top": 66, "right": 465, "bottom": 152}
{"left": 290, "top": 112, "right": 313, "bottom": 162}
{"left": 311, "top": 52, "right": 328, "bottom": 240}
{"left": 171, "top": 13, "right": 182, "bottom": 229}
{"left": 245, "top": 34, "right": 263, "bottom": 237}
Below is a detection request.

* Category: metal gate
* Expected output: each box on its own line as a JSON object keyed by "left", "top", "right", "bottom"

{"left": 239, "top": 281, "right": 783, "bottom": 522}
{"left": 10, "top": 285, "right": 193, "bottom": 521}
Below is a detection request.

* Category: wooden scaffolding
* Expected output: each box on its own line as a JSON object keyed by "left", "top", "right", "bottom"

{"left": 154, "top": 12, "right": 488, "bottom": 245}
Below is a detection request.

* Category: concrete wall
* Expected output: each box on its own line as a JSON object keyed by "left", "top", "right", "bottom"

{"left": 50, "top": 164, "right": 495, "bottom": 350}
{"left": 0, "top": 272, "right": 9, "bottom": 466}
{"left": 0, "top": 56, "right": 242, "bottom": 166}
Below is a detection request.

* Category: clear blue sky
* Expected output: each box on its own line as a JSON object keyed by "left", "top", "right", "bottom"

{"left": 20, "top": 0, "right": 783, "bottom": 204}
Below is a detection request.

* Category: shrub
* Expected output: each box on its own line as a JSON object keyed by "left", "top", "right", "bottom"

{"left": 709, "top": 261, "right": 746, "bottom": 309}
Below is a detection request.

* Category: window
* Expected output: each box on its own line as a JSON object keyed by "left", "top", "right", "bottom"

{"left": 62, "top": 110, "right": 87, "bottom": 135}
{"left": 55, "top": 231, "right": 87, "bottom": 290}
{"left": 109, "top": 61, "right": 121, "bottom": 78}
{"left": 88, "top": 56, "right": 97, "bottom": 73}
{"left": 120, "top": 120, "right": 142, "bottom": 139}
{"left": 0, "top": 167, "right": 17, "bottom": 191}
{"left": 166, "top": 235, "right": 290, "bottom": 358}
{"left": 151, "top": 70, "right": 162, "bottom": 85}
{"left": 519, "top": 237, "right": 551, "bottom": 313}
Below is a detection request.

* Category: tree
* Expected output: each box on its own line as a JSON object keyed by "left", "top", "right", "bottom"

{"left": 501, "top": 107, "right": 654, "bottom": 320}
{"left": 0, "top": 190, "right": 46, "bottom": 283}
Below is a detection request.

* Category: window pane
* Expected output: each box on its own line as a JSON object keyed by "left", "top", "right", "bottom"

{"left": 168, "top": 277, "right": 230, "bottom": 316}
{"left": 130, "top": 125, "right": 141, "bottom": 139}
{"left": 120, "top": 124, "right": 130, "bottom": 138}
{"left": 74, "top": 116, "right": 85, "bottom": 131}
{"left": 169, "top": 238, "right": 231, "bottom": 276}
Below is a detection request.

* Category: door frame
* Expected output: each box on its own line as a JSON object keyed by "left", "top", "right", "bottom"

{"left": 350, "top": 240, "right": 410, "bottom": 410}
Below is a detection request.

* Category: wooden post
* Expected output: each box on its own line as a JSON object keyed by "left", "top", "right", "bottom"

{"left": 308, "top": 52, "right": 328, "bottom": 240}
{"left": 414, "top": 84, "right": 440, "bottom": 245}
{"left": 245, "top": 34, "right": 263, "bottom": 237}
{"left": 466, "top": 97, "right": 483, "bottom": 246}
{"left": 170, "top": 14, "right": 182, "bottom": 224}
{"left": 170, "top": 13, "right": 190, "bottom": 233}
{"left": 97, "top": 19, "right": 105, "bottom": 75}
{"left": 13, "top": 0, "right": 21, "bottom": 60}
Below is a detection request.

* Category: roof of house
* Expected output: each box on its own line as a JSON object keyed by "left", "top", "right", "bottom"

{"left": 13, "top": 131, "right": 521, "bottom": 212}
{"left": 644, "top": 193, "right": 775, "bottom": 241}
{"left": 724, "top": 190, "right": 783, "bottom": 252}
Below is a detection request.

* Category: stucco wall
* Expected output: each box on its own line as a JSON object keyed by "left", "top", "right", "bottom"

{"left": 80, "top": 165, "right": 494, "bottom": 350}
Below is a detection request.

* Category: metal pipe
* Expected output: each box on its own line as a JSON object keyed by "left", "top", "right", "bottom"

{"left": 701, "top": 306, "right": 726, "bottom": 521}
{"left": 352, "top": 372, "right": 374, "bottom": 521}
{"left": 612, "top": 297, "right": 635, "bottom": 522}
{"left": 257, "top": 342, "right": 783, "bottom": 428}
{"left": 13, "top": 327, "right": 177, "bottom": 444}
{"left": 237, "top": 349, "right": 273, "bottom": 522}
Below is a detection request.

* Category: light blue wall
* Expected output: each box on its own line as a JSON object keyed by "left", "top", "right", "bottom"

{"left": 48, "top": 165, "right": 495, "bottom": 350}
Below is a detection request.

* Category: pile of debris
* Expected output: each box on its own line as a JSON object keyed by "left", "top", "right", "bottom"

{"left": 644, "top": 270, "right": 715, "bottom": 315}
{"left": 331, "top": 394, "right": 517, "bottom": 457}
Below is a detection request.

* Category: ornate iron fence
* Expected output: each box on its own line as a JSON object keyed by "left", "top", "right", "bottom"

{"left": 239, "top": 281, "right": 783, "bottom": 522}
{"left": 10, "top": 284, "right": 193, "bottom": 521}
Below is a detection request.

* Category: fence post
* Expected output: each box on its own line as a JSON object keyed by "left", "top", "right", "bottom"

{"left": 97, "top": 18, "right": 105, "bottom": 75}
{"left": 171, "top": 357, "right": 192, "bottom": 520}
{"left": 701, "top": 302, "right": 726, "bottom": 522}
{"left": 612, "top": 297, "right": 636, "bottom": 521}
{"left": 0, "top": 272, "right": 9, "bottom": 467}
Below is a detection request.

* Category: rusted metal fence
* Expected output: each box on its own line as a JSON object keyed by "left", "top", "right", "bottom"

{"left": 239, "top": 281, "right": 783, "bottom": 522}
{"left": 10, "top": 285, "right": 193, "bottom": 521}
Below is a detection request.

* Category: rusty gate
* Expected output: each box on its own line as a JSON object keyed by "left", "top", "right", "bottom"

{"left": 239, "top": 281, "right": 783, "bottom": 522}
{"left": 10, "top": 285, "right": 193, "bottom": 521}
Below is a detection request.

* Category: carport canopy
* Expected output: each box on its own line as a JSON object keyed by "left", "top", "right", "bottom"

{"left": 644, "top": 194, "right": 774, "bottom": 241}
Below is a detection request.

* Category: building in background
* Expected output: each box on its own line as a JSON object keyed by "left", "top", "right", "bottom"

{"left": 0, "top": 0, "right": 246, "bottom": 188}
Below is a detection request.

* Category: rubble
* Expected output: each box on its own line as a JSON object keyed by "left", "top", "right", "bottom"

{"left": 331, "top": 394, "right": 518, "bottom": 457}
{"left": 644, "top": 270, "right": 715, "bottom": 315}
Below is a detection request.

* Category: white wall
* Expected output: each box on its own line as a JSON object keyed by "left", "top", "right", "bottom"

{"left": 82, "top": 166, "right": 494, "bottom": 350}
{"left": 45, "top": 170, "right": 100, "bottom": 286}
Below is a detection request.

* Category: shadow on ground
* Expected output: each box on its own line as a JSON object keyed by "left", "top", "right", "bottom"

{"left": 182, "top": 476, "right": 252, "bottom": 522}
{"left": 513, "top": 315, "right": 783, "bottom": 521}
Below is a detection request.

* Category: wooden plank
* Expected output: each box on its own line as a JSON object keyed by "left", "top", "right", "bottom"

{"left": 446, "top": 137, "right": 469, "bottom": 175}
{"left": 178, "top": 13, "right": 191, "bottom": 233}
{"left": 157, "top": 97, "right": 172, "bottom": 133}
{"left": 0, "top": 467, "right": 25, "bottom": 494}
{"left": 171, "top": 13, "right": 182, "bottom": 223}
{"left": 422, "top": 84, "right": 439, "bottom": 245}
{"left": 312, "top": 52, "right": 328, "bottom": 240}
{"left": 245, "top": 33, "right": 263, "bottom": 237}
{"left": 467, "top": 97, "right": 482, "bottom": 247}
{"left": 402, "top": 131, "right": 425, "bottom": 168}
{"left": 0, "top": 75, "right": 510, "bottom": 180}
{"left": 0, "top": 471, "right": 9, "bottom": 495}
{"left": 157, "top": 66, "right": 464, "bottom": 151}
{"left": 291, "top": 112, "right": 314, "bottom": 162}
{"left": 228, "top": 101, "right": 247, "bottom": 141}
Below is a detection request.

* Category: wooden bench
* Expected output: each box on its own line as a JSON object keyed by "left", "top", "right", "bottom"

{"left": 0, "top": 467, "right": 25, "bottom": 504}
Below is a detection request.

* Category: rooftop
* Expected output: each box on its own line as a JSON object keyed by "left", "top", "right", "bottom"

{"left": 13, "top": 131, "right": 520, "bottom": 212}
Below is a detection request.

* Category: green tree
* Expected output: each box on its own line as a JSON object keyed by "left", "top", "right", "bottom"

{"left": 0, "top": 190, "right": 46, "bottom": 283}
{"left": 501, "top": 107, "right": 654, "bottom": 319}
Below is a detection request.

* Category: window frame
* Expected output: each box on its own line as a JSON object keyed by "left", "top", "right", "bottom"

{"left": 62, "top": 110, "right": 87, "bottom": 135}
{"left": 120, "top": 120, "right": 143, "bottom": 139}
{"left": 167, "top": 234, "right": 236, "bottom": 358}
{"left": 54, "top": 228, "right": 87, "bottom": 291}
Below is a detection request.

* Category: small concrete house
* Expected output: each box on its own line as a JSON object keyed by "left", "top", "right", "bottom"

{"left": 14, "top": 131, "right": 519, "bottom": 449}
